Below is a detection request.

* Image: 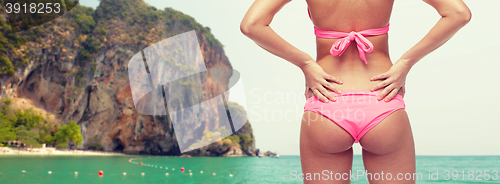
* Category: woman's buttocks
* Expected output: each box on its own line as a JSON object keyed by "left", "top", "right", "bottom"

{"left": 315, "top": 35, "right": 393, "bottom": 91}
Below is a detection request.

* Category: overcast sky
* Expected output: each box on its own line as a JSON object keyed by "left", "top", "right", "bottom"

{"left": 80, "top": 0, "right": 499, "bottom": 156}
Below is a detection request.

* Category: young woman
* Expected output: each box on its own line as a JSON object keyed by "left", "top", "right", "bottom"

{"left": 241, "top": 0, "right": 470, "bottom": 183}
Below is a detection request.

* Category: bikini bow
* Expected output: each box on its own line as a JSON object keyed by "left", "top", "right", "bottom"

{"left": 329, "top": 31, "right": 373, "bottom": 64}
{"left": 313, "top": 24, "right": 390, "bottom": 64}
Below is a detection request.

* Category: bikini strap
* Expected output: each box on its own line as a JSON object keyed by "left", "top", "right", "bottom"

{"left": 307, "top": 6, "right": 389, "bottom": 64}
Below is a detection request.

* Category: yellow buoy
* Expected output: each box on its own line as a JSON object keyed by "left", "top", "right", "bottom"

{"left": 212, "top": 173, "right": 216, "bottom": 176}
{"left": 229, "top": 174, "right": 233, "bottom": 177}
{"left": 21, "top": 170, "right": 26, "bottom": 173}
{"left": 74, "top": 172, "right": 78, "bottom": 175}
{"left": 123, "top": 172, "right": 127, "bottom": 175}
{"left": 189, "top": 173, "right": 193, "bottom": 175}
{"left": 48, "top": 171, "right": 52, "bottom": 174}
{"left": 166, "top": 173, "right": 169, "bottom": 176}
{"left": 141, "top": 173, "right": 145, "bottom": 176}
{"left": 189, "top": 170, "right": 191, "bottom": 172}
{"left": 160, "top": 167, "right": 162, "bottom": 169}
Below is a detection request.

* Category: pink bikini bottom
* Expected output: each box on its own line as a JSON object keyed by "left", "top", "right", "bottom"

{"left": 303, "top": 90, "right": 405, "bottom": 143}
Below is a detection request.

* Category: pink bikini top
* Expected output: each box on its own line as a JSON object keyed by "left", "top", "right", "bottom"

{"left": 308, "top": 8, "right": 389, "bottom": 64}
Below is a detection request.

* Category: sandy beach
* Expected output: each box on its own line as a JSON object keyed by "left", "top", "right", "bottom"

{"left": 0, "top": 147, "right": 124, "bottom": 156}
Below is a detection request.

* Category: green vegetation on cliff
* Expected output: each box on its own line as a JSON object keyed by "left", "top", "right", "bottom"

{"left": 54, "top": 121, "right": 83, "bottom": 148}
{"left": 0, "top": 98, "right": 82, "bottom": 148}
{"left": 15, "top": 125, "right": 39, "bottom": 147}
{"left": 187, "top": 121, "right": 254, "bottom": 154}
{"left": 0, "top": 1, "right": 98, "bottom": 77}
{"left": 223, "top": 129, "right": 254, "bottom": 151}
{"left": 0, "top": 0, "right": 24, "bottom": 75}
{"left": 187, "top": 102, "right": 254, "bottom": 155}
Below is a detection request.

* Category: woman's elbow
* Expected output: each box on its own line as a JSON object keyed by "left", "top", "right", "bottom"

{"left": 240, "top": 21, "right": 255, "bottom": 36}
{"left": 454, "top": 6, "right": 472, "bottom": 25}
{"left": 240, "top": 16, "right": 267, "bottom": 37}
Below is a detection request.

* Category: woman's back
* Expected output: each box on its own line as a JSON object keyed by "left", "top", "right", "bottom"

{"left": 307, "top": 0, "right": 397, "bottom": 92}
{"left": 307, "top": 0, "right": 394, "bottom": 31}
{"left": 242, "top": 0, "right": 469, "bottom": 100}
{"left": 242, "top": 1, "right": 470, "bottom": 182}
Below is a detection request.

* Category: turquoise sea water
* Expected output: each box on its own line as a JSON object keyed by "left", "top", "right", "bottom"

{"left": 0, "top": 155, "right": 499, "bottom": 183}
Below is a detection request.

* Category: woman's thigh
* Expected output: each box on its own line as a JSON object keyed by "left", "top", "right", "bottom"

{"left": 359, "top": 109, "right": 416, "bottom": 184}
{"left": 300, "top": 111, "right": 355, "bottom": 184}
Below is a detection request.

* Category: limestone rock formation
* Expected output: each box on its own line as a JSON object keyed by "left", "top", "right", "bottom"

{"left": 0, "top": 0, "right": 256, "bottom": 156}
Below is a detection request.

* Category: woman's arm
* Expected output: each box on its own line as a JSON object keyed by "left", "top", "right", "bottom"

{"left": 370, "top": 0, "right": 471, "bottom": 101}
{"left": 398, "top": 0, "right": 471, "bottom": 66}
{"left": 241, "top": 0, "right": 312, "bottom": 68}
{"left": 241, "top": 0, "right": 343, "bottom": 102}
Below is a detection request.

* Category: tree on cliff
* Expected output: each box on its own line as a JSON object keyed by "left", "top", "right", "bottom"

{"left": 0, "top": 116, "right": 17, "bottom": 143}
{"left": 15, "top": 109, "right": 44, "bottom": 130}
{"left": 38, "top": 121, "right": 57, "bottom": 145}
{"left": 0, "top": 99, "right": 17, "bottom": 143}
{"left": 15, "top": 125, "right": 40, "bottom": 147}
{"left": 55, "top": 121, "right": 83, "bottom": 149}
{"left": 0, "top": 55, "right": 14, "bottom": 76}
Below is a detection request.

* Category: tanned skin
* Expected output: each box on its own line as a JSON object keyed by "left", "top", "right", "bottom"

{"left": 241, "top": 0, "right": 470, "bottom": 183}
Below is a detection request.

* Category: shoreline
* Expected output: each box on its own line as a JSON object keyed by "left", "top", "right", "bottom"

{"left": 0, "top": 147, "right": 253, "bottom": 157}
{"left": 0, "top": 147, "right": 124, "bottom": 156}
{"left": 0, "top": 147, "right": 278, "bottom": 157}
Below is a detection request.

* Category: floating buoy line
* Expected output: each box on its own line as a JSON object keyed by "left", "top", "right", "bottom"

{"left": 127, "top": 157, "right": 235, "bottom": 178}
{"left": 14, "top": 156, "right": 235, "bottom": 178}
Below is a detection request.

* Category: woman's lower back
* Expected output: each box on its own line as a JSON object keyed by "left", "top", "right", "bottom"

{"left": 315, "top": 34, "right": 398, "bottom": 93}
{"left": 307, "top": 0, "right": 396, "bottom": 92}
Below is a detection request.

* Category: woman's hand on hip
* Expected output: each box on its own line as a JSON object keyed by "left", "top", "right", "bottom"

{"left": 300, "top": 61, "right": 343, "bottom": 103}
{"left": 370, "top": 59, "right": 411, "bottom": 102}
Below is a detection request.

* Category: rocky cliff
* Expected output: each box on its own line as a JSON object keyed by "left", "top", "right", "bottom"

{"left": 0, "top": 0, "right": 256, "bottom": 156}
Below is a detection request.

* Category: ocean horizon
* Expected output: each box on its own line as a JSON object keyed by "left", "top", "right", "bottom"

{"left": 1, "top": 155, "right": 498, "bottom": 183}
